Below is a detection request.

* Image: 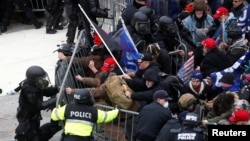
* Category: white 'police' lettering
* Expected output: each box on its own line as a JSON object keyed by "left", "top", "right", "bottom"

{"left": 177, "top": 133, "right": 196, "bottom": 140}
{"left": 70, "top": 111, "right": 92, "bottom": 119}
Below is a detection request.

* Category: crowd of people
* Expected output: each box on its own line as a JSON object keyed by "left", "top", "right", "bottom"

{"left": 8, "top": 0, "right": 250, "bottom": 141}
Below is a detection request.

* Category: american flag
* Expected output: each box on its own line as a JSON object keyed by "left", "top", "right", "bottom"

{"left": 177, "top": 55, "right": 194, "bottom": 84}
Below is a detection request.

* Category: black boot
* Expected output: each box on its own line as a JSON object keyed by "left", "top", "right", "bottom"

{"left": 46, "top": 28, "right": 57, "bottom": 34}
{"left": 54, "top": 25, "right": 63, "bottom": 30}
{"left": 1, "top": 26, "right": 7, "bottom": 33}
{"left": 34, "top": 21, "right": 43, "bottom": 29}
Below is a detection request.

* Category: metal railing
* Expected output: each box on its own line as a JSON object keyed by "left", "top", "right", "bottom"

{"left": 93, "top": 104, "right": 139, "bottom": 141}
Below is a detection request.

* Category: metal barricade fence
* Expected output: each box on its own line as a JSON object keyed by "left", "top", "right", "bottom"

{"left": 93, "top": 104, "right": 139, "bottom": 141}
{"left": 14, "top": 0, "right": 48, "bottom": 12}
{"left": 29, "top": 0, "right": 48, "bottom": 11}
{"left": 53, "top": 0, "right": 189, "bottom": 138}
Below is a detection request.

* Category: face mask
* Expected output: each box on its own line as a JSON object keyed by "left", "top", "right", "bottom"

{"left": 196, "top": 14, "right": 203, "bottom": 19}
{"left": 145, "top": 81, "right": 154, "bottom": 88}
{"left": 163, "top": 101, "right": 169, "bottom": 108}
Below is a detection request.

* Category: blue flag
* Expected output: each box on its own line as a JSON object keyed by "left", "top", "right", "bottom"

{"left": 210, "top": 48, "right": 250, "bottom": 90}
{"left": 120, "top": 23, "right": 141, "bottom": 72}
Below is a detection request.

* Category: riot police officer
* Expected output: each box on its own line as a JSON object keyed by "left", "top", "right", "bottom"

{"left": 51, "top": 88, "right": 119, "bottom": 141}
{"left": 171, "top": 112, "right": 205, "bottom": 141}
{"left": 127, "top": 11, "right": 152, "bottom": 52}
{"left": 65, "top": 0, "right": 109, "bottom": 45}
{"left": 13, "top": 0, "right": 43, "bottom": 29}
{"left": 14, "top": 65, "right": 59, "bottom": 141}
{"left": 115, "top": 0, "right": 147, "bottom": 31}
{"left": 45, "top": 0, "right": 64, "bottom": 34}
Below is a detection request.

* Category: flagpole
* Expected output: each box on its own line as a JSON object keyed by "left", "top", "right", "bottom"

{"left": 78, "top": 4, "right": 125, "bottom": 75}
{"left": 56, "top": 30, "right": 84, "bottom": 107}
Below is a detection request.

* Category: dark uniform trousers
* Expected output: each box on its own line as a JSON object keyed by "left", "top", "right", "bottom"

{"left": 63, "top": 135, "right": 92, "bottom": 141}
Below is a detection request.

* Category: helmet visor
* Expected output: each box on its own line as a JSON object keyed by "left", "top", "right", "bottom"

{"left": 135, "top": 21, "right": 151, "bottom": 34}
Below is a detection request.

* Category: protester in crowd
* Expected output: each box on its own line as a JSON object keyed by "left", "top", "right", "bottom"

{"left": 134, "top": 90, "right": 173, "bottom": 141}
{"left": 51, "top": 88, "right": 119, "bottom": 141}
{"left": 75, "top": 56, "right": 117, "bottom": 87}
{"left": 221, "top": 20, "right": 248, "bottom": 65}
{"left": 182, "top": 0, "right": 214, "bottom": 46}
{"left": 219, "top": 72, "right": 241, "bottom": 94}
{"left": 202, "top": 91, "right": 238, "bottom": 125}
{"left": 144, "top": 43, "right": 172, "bottom": 74}
{"left": 230, "top": 0, "right": 247, "bottom": 18}
{"left": 58, "top": 45, "right": 107, "bottom": 78}
{"left": 198, "top": 38, "right": 230, "bottom": 78}
{"left": 237, "top": 2, "right": 250, "bottom": 40}
{"left": 212, "top": 6, "right": 237, "bottom": 49}
{"left": 124, "top": 67, "right": 161, "bottom": 106}
{"left": 120, "top": 53, "right": 160, "bottom": 91}
{"left": 14, "top": 66, "right": 58, "bottom": 140}
{"left": 228, "top": 109, "right": 250, "bottom": 125}
{"left": 181, "top": 70, "right": 216, "bottom": 101}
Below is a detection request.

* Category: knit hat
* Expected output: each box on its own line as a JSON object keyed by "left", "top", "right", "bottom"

{"left": 101, "top": 57, "right": 116, "bottom": 72}
{"left": 201, "top": 38, "right": 216, "bottom": 49}
{"left": 137, "top": 53, "right": 153, "bottom": 63}
{"left": 220, "top": 72, "right": 234, "bottom": 84}
{"left": 153, "top": 90, "right": 173, "bottom": 101}
{"left": 190, "top": 70, "right": 203, "bottom": 81}
{"left": 229, "top": 109, "right": 250, "bottom": 122}
{"left": 213, "top": 7, "right": 229, "bottom": 19}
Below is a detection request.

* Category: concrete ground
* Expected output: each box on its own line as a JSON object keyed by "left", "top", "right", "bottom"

{"left": 0, "top": 17, "right": 66, "bottom": 140}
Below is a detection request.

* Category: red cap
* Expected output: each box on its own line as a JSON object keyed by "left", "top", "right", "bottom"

{"left": 213, "top": 7, "right": 228, "bottom": 19}
{"left": 229, "top": 109, "right": 250, "bottom": 122}
{"left": 185, "top": 4, "right": 193, "bottom": 12}
{"left": 101, "top": 57, "right": 116, "bottom": 72}
{"left": 201, "top": 38, "right": 216, "bottom": 49}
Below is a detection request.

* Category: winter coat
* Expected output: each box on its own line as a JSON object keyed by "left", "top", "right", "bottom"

{"left": 181, "top": 80, "right": 211, "bottom": 101}
{"left": 200, "top": 48, "right": 230, "bottom": 78}
{"left": 135, "top": 102, "right": 172, "bottom": 141}
{"left": 182, "top": 14, "right": 214, "bottom": 46}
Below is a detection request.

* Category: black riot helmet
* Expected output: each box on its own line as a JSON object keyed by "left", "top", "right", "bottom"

{"left": 26, "top": 65, "right": 49, "bottom": 89}
{"left": 159, "top": 16, "right": 177, "bottom": 35}
{"left": 131, "top": 11, "right": 151, "bottom": 34}
{"left": 182, "top": 112, "right": 199, "bottom": 126}
{"left": 74, "top": 89, "right": 95, "bottom": 106}
{"left": 139, "top": 6, "right": 155, "bottom": 21}
{"left": 226, "top": 20, "right": 243, "bottom": 40}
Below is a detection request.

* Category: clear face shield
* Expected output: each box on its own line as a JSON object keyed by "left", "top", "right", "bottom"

{"left": 135, "top": 21, "right": 151, "bottom": 34}
{"left": 35, "top": 73, "right": 51, "bottom": 89}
